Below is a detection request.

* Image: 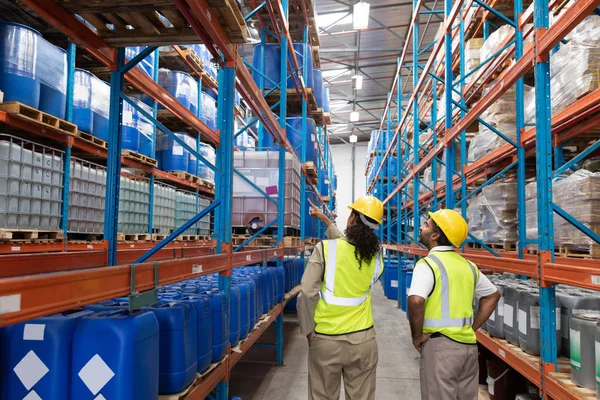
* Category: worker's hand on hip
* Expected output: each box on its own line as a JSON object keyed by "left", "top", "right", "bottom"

{"left": 412, "top": 333, "right": 431, "bottom": 353}
{"left": 307, "top": 332, "right": 315, "bottom": 346}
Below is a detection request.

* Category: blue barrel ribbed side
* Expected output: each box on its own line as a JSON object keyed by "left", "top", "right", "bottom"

{"left": 234, "top": 281, "right": 251, "bottom": 340}
{"left": 37, "top": 39, "right": 67, "bottom": 118}
{"left": 0, "top": 22, "right": 40, "bottom": 108}
{"left": 313, "top": 69, "right": 324, "bottom": 108}
{"left": 323, "top": 87, "right": 330, "bottom": 112}
{"left": 90, "top": 76, "right": 110, "bottom": 140}
{"left": 71, "top": 309, "right": 159, "bottom": 400}
{"left": 252, "top": 43, "right": 281, "bottom": 90}
{"left": 197, "top": 142, "right": 216, "bottom": 184}
{"left": 185, "top": 135, "right": 198, "bottom": 175}
{"left": 229, "top": 285, "right": 241, "bottom": 348}
{"left": 158, "top": 69, "right": 198, "bottom": 115}
{"left": 178, "top": 295, "right": 213, "bottom": 374}
{"left": 200, "top": 91, "right": 217, "bottom": 131}
{"left": 121, "top": 98, "right": 140, "bottom": 152}
{"left": 203, "top": 290, "right": 228, "bottom": 363}
{"left": 202, "top": 87, "right": 218, "bottom": 101}
{"left": 73, "top": 69, "right": 94, "bottom": 133}
{"left": 133, "top": 98, "right": 154, "bottom": 158}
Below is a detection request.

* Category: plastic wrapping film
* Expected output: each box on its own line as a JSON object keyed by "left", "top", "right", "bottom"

{"left": 200, "top": 92, "right": 217, "bottom": 127}
{"left": 480, "top": 25, "right": 513, "bottom": 64}
{"left": 465, "top": 38, "right": 484, "bottom": 84}
{"left": 468, "top": 122, "right": 516, "bottom": 163}
{"left": 36, "top": 39, "right": 67, "bottom": 94}
{"left": 73, "top": 69, "right": 92, "bottom": 107}
{"left": 90, "top": 75, "right": 110, "bottom": 117}
{"left": 158, "top": 68, "right": 199, "bottom": 111}
{"left": 197, "top": 142, "right": 216, "bottom": 183}
{"left": 480, "top": 83, "right": 517, "bottom": 125}
{"left": 421, "top": 162, "right": 446, "bottom": 194}
{"left": 0, "top": 22, "right": 39, "bottom": 79}
{"left": 436, "top": 89, "right": 461, "bottom": 122}
{"left": 467, "top": 182, "right": 518, "bottom": 244}
{"left": 125, "top": 46, "right": 155, "bottom": 77}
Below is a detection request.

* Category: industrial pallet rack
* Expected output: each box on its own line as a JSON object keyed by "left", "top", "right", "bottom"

{"left": 368, "top": 0, "right": 600, "bottom": 398}
{"left": 0, "top": 0, "right": 336, "bottom": 398}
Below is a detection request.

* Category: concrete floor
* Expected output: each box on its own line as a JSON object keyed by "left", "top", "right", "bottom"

{"left": 229, "top": 284, "right": 421, "bottom": 399}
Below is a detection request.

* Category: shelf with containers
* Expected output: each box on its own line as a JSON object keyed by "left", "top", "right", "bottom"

{"left": 367, "top": 0, "right": 600, "bottom": 397}
{"left": 0, "top": 0, "right": 329, "bottom": 399}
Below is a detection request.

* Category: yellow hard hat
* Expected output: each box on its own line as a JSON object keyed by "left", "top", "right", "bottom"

{"left": 348, "top": 196, "right": 384, "bottom": 224}
{"left": 428, "top": 209, "right": 468, "bottom": 247}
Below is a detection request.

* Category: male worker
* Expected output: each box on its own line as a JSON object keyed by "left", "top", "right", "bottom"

{"left": 408, "top": 209, "right": 500, "bottom": 400}
{"left": 298, "top": 196, "right": 384, "bottom": 400}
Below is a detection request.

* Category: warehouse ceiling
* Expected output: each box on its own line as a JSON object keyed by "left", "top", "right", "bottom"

{"left": 315, "top": 0, "right": 442, "bottom": 143}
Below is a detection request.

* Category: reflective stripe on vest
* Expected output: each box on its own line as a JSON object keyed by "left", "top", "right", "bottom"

{"left": 320, "top": 240, "right": 383, "bottom": 307}
{"left": 423, "top": 253, "right": 477, "bottom": 328}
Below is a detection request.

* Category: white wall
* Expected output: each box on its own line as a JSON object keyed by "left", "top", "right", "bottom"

{"left": 330, "top": 143, "right": 368, "bottom": 231}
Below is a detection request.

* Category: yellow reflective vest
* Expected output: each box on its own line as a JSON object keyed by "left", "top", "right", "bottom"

{"left": 422, "top": 251, "right": 479, "bottom": 344}
{"left": 314, "top": 239, "right": 384, "bottom": 335}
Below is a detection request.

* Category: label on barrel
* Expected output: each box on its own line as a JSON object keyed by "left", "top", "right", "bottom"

{"left": 570, "top": 328, "right": 581, "bottom": 370}
{"left": 518, "top": 309, "right": 527, "bottom": 335}
{"left": 504, "top": 304, "right": 513, "bottom": 328}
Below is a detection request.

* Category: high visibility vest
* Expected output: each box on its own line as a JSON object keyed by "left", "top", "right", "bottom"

{"left": 422, "top": 251, "right": 479, "bottom": 344}
{"left": 314, "top": 239, "right": 384, "bottom": 335}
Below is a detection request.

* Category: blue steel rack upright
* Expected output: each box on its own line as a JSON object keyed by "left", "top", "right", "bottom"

{"left": 367, "top": 0, "right": 600, "bottom": 398}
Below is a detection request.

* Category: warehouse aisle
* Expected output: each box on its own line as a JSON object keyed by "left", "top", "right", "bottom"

{"left": 229, "top": 284, "right": 421, "bottom": 399}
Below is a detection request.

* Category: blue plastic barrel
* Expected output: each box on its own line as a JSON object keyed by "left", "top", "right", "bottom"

{"left": 125, "top": 46, "right": 155, "bottom": 78}
{"left": 385, "top": 260, "right": 398, "bottom": 301}
{"left": 185, "top": 135, "right": 198, "bottom": 175}
{"left": 200, "top": 91, "right": 217, "bottom": 131}
{"left": 179, "top": 295, "right": 213, "bottom": 373}
{"left": 84, "top": 300, "right": 129, "bottom": 312}
{"left": 404, "top": 269, "right": 414, "bottom": 313}
{"left": 313, "top": 69, "right": 324, "bottom": 108}
{"left": 229, "top": 285, "right": 241, "bottom": 348}
{"left": 252, "top": 43, "right": 281, "bottom": 90}
{"left": 288, "top": 43, "right": 314, "bottom": 89}
{"left": 242, "top": 276, "right": 258, "bottom": 327}
{"left": 158, "top": 69, "right": 198, "bottom": 115}
{"left": 323, "top": 87, "right": 330, "bottom": 112}
{"left": 203, "top": 290, "right": 228, "bottom": 363}
{"left": 133, "top": 98, "right": 154, "bottom": 157}
{"left": 274, "top": 266, "right": 285, "bottom": 302}
{"left": 143, "top": 302, "right": 197, "bottom": 394}
{"left": 197, "top": 44, "right": 217, "bottom": 80}
{"left": 304, "top": 190, "right": 317, "bottom": 238}
{"left": 73, "top": 69, "right": 94, "bottom": 133}
{"left": 121, "top": 98, "right": 140, "bottom": 152}
{"left": 0, "top": 22, "right": 40, "bottom": 108}
{"left": 90, "top": 76, "right": 110, "bottom": 141}
{"left": 234, "top": 281, "right": 251, "bottom": 340}
{"left": 157, "top": 132, "right": 189, "bottom": 172}
{"left": 197, "top": 142, "right": 216, "bottom": 183}
{"left": 37, "top": 39, "right": 67, "bottom": 119}
{"left": 71, "top": 309, "right": 159, "bottom": 400}
{"left": 2, "top": 310, "right": 93, "bottom": 400}
{"left": 202, "top": 87, "right": 218, "bottom": 101}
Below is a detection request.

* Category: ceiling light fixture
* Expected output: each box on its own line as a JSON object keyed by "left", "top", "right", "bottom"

{"left": 349, "top": 134, "right": 358, "bottom": 143}
{"left": 350, "top": 111, "right": 360, "bottom": 122}
{"left": 353, "top": 2, "right": 370, "bottom": 30}
{"left": 352, "top": 74, "right": 363, "bottom": 90}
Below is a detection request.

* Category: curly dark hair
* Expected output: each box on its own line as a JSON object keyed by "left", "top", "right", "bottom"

{"left": 345, "top": 211, "right": 381, "bottom": 269}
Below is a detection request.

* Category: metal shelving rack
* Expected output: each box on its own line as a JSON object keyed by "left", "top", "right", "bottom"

{"left": 0, "top": 0, "right": 334, "bottom": 398}
{"left": 367, "top": 0, "right": 600, "bottom": 398}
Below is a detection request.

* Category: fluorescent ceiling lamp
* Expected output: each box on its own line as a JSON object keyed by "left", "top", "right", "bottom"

{"left": 322, "top": 68, "right": 351, "bottom": 78}
{"left": 352, "top": 74, "right": 363, "bottom": 90}
{"left": 349, "top": 134, "right": 358, "bottom": 143}
{"left": 316, "top": 12, "right": 353, "bottom": 29}
{"left": 353, "top": 2, "right": 370, "bottom": 30}
{"left": 350, "top": 111, "right": 360, "bottom": 122}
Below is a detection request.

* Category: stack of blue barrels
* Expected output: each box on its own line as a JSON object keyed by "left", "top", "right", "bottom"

{"left": 383, "top": 258, "right": 399, "bottom": 300}
{"left": 158, "top": 68, "right": 198, "bottom": 115}
{"left": 258, "top": 115, "right": 317, "bottom": 166}
{"left": 252, "top": 42, "right": 314, "bottom": 90}
{"left": 0, "top": 263, "right": 303, "bottom": 398}
{"left": 156, "top": 133, "right": 216, "bottom": 184}
{"left": 200, "top": 91, "right": 217, "bottom": 130}
{"left": 234, "top": 125, "right": 257, "bottom": 151}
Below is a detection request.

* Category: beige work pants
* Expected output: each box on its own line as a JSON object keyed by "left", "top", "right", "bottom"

{"left": 420, "top": 336, "right": 479, "bottom": 400}
{"left": 308, "top": 336, "right": 378, "bottom": 400}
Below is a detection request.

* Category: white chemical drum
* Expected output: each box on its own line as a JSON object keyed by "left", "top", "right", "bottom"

{"left": 571, "top": 311, "right": 600, "bottom": 390}
{"left": 517, "top": 288, "right": 561, "bottom": 356}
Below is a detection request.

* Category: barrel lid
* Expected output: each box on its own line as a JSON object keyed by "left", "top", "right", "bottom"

{"left": 0, "top": 21, "right": 41, "bottom": 36}
{"left": 573, "top": 310, "right": 600, "bottom": 321}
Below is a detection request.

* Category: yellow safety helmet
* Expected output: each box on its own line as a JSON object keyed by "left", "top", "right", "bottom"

{"left": 428, "top": 209, "right": 468, "bottom": 247}
{"left": 348, "top": 196, "right": 384, "bottom": 225}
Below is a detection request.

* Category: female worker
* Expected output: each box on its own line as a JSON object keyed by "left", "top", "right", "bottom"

{"left": 297, "top": 196, "right": 385, "bottom": 400}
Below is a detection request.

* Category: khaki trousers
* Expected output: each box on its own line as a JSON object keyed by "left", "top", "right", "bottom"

{"left": 420, "top": 336, "right": 479, "bottom": 400}
{"left": 308, "top": 336, "right": 378, "bottom": 400}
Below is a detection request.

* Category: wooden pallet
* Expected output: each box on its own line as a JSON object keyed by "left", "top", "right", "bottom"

{"left": 305, "top": 238, "right": 321, "bottom": 246}
{"left": 284, "top": 236, "right": 301, "bottom": 247}
{"left": 312, "top": 46, "right": 320, "bottom": 68}
{"left": 168, "top": 171, "right": 196, "bottom": 183}
{"left": 548, "top": 372, "right": 597, "bottom": 399}
{"left": 78, "top": 131, "right": 108, "bottom": 149}
{"left": 117, "top": 233, "right": 151, "bottom": 241}
{"left": 122, "top": 149, "right": 158, "bottom": 168}
{"left": 202, "top": 72, "right": 219, "bottom": 90}
{"left": 324, "top": 112, "right": 332, "bottom": 125}
{"left": 263, "top": 88, "right": 318, "bottom": 114}
{"left": 160, "top": 46, "right": 204, "bottom": 78}
{"left": 205, "top": 0, "right": 247, "bottom": 43}
{"left": 152, "top": 234, "right": 169, "bottom": 241}
{"left": 468, "top": 241, "right": 517, "bottom": 252}
{"left": 0, "top": 102, "right": 77, "bottom": 135}
{"left": 175, "top": 234, "right": 204, "bottom": 242}
{"left": 305, "top": 161, "right": 318, "bottom": 178}
{"left": 312, "top": 108, "right": 325, "bottom": 126}
{"left": 232, "top": 235, "right": 275, "bottom": 247}
{"left": 556, "top": 244, "right": 600, "bottom": 259}
{"left": 0, "top": 229, "right": 63, "bottom": 242}
{"left": 198, "top": 178, "right": 215, "bottom": 190}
